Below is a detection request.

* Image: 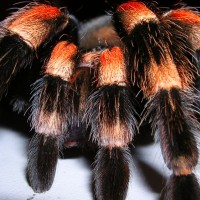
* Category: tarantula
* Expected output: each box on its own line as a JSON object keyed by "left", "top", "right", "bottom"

{"left": 1, "top": 0, "right": 200, "bottom": 199}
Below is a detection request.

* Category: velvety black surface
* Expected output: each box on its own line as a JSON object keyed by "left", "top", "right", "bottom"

{"left": 166, "top": 174, "right": 200, "bottom": 200}
{"left": 27, "top": 134, "right": 59, "bottom": 192}
{"left": 93, "top": 147, "right": 131, "bottom": 200}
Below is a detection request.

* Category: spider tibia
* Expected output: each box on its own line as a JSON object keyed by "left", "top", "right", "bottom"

{"left": 30, "top": 76, "right": 78, "bottom": 136}
{"left": 115, "top": 1, "right": 158, "bottom": 34}
{"left": 85, "top": 85, "right": 137, "bottom": 148}
{"left": 4, "top": 4, "right": 68, "bottom": 49}
{"left": 44, "top": 41, "right": 78, "bottom": 82}
{"left": 98, "top": 47, "right": 128, "bottom": 86}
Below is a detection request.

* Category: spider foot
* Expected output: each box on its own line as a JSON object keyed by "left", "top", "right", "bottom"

{"left": 165, "top": 173, "right": 200, "bottom": 200}
{"left": 94, "top": 147, "right": 131, "bottom": 200}
{"left": 27, "top": 134, "right": 60, "bottom": 193}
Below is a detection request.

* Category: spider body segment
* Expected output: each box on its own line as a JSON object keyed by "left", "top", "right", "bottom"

{"left": 1, "top": 1, "right": 200, "bottom": 200}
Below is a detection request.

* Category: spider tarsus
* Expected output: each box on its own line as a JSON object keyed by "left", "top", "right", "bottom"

{"left": 165, "top": 173, "right": 200, "bottom": 200}
{"left": 27, "top": 134, "right": 60, "bottom": 193}
{"left": 94, "top": 147, "right": 131, "bottom": 200}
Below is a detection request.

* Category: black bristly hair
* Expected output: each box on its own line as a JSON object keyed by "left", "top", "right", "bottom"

{"left": 84, "top": 85, "right": 138, "bottom": 146}
{"left": 0, "top": 27, "right": 34, "bottom": 98}
{"left": 94, "top": 147, "right": 132, "bottom": 200}
{"left": 27, "top": 134, "right": 61, "bottom": 192}
{"left": 165, "top": 174, "right": 200, "bottom": 200}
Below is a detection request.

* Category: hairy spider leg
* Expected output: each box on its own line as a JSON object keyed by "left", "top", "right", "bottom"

{"left": 114, "top": 1, "right": 200, "bottom": 199}
{"left": 0, "top": 3, "right": 68, "bottom": 98}
{"left": 28, "top": 41, "right": 80, "bottom": 192}
{"left": 84, "top": 47, "right": 138, "bottom": 200}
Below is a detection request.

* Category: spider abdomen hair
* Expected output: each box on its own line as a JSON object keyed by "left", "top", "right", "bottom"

{"left": 27, "top": 134, "right": 60, "bottom": 193}
{"left": 93, "top": 147, "right": 131, "bottom": 200}
{"left": 79, "top": 15, "right": 122, "bottom": 49}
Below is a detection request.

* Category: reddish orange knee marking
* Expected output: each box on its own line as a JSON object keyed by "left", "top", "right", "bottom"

{"left": 99, "top": 47, "right": 127, "bottom": 86}
{"left": 45, "top": 41, "right": 77, "bottom": 82}
{"left": 168, "top": 10, "right": 200, "bottom": 25}
{"left": 117, "top": 1, "right": 148, "bottom": 12}
{"left": 116, "top": 1, "right": 157, "bottom": 34}
{"left": 17, "top": 5, "right": 62, "bottom": 21}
